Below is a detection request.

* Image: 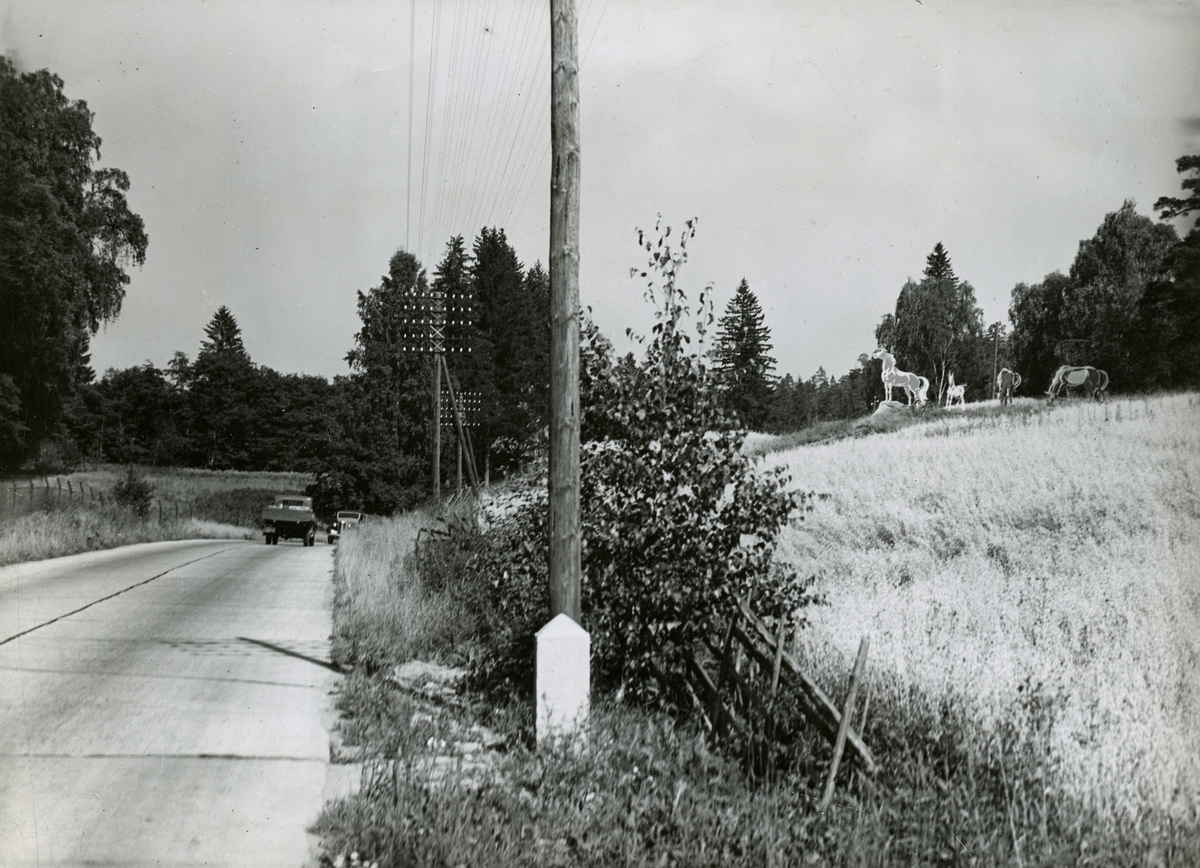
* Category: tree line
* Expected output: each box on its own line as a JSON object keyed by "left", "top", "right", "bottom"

{"left": 3, "top": 56, "right": 1198, "bottom": 513}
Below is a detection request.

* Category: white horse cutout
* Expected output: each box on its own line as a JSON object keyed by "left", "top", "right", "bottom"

{"left": 945, "top": 373, "right": 966, "bottom": 408}
{"left": 872, "top": 349, "right": 929, "bottom": 406}
{"left": 996, "top": 368, "right": 1021, "bottom": 405}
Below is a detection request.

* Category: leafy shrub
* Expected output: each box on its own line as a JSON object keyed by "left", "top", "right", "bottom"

{"left": 476, "top": 219, "right": 813, "bottom": 703}
{"left": 111, "top": 465, "right": 153, "bottom": 517}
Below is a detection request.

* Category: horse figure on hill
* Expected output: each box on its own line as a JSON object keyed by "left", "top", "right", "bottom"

{"left": 945, "top": 373, "right": 966, "bottom": 409}
{"left": 1046, "top": 365, "right": 1108, "bottom": 403}
{"left": 996, "top": 368, "right": 1021, "bottom": 405}
{"left": 872, "top": 349, "right": 929, "bottom": 407}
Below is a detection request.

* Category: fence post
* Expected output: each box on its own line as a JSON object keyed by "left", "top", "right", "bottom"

{"left": 158, "top": 500, "right": 163, "bottom": 524}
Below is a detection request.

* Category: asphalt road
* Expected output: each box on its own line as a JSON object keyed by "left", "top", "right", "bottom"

{"left": 0, "top": 538, "right": 342, "bottom": 867}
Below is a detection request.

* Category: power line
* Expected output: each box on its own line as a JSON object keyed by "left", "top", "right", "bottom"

{"left": 406, "top": 0, "right": 416, "bottom": 251}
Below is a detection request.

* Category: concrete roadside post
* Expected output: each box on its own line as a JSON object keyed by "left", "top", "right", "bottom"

{"left": 536, "top": 613, "right": 589, "bottom": 745}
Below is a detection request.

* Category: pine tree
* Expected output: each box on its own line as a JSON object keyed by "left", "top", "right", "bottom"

{"left": 199, "top": 306, "right": 249, "bottom": 359}
{"left": 189, "top": 306, "right": 259, "bottom": 468}
{"left": 924, "top": 242, "right": 956, "bottom": 283}
{"left": 713, "top": 279, "right": 776, "bottom": 429}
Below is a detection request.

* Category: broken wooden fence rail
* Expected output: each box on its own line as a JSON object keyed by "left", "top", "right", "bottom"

{"left": 679, "top": 598, "right": 878, "bottom": 786}
{"left": 819, "top": 634, "right": 870, "bottom": 811}
{"left": 734, "top": 597, "right": 877, "bottom": 775}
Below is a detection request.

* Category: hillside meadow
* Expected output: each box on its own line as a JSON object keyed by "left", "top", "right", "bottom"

{"left": 767, "top": 392, "right": 1200, "bottom": 824}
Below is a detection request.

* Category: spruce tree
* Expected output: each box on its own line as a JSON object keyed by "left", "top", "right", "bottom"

{"left": 189, "top": 306, "right": 259, "bottom": 468}
{"left": 924, "top": 242, "right": 956, "bottom": 283}
{"left": 713, "top": 279, "right": 776, "bottom": 429}
{"left": 470, "top": 227, "right": 547, "bottom": 474}
{"left": 199, "top": 306, "right": 249, "bottom": 359}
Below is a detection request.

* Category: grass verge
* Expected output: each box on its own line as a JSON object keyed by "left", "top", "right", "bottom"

{"left": 0, "top": 502, "right": 255, "bottom": 567}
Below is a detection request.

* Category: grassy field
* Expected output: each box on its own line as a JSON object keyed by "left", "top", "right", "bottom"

{"left": 15, "top": 465, "right": 314, "bottom": 502}
{"left": 0, "top": 464, "right": 306, "bottom": 565}
{"left": 768, "top": 393, "right": 1200, "bottom": 823}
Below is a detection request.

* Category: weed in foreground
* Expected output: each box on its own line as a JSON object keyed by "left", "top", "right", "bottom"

{"left": 316, "top": 687, "right": 1199, "bottom": 867}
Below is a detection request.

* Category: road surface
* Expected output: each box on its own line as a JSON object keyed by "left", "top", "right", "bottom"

{"left": 0, "top": 539, "right": 342, "bottom": 867}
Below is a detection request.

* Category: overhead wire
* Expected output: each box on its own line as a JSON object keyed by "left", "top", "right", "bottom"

{"left": 508, "top": 0, "right": 608, "bottom": 233}
{"left": 468, "top": 0, "right": 544, "bottom": 236}
{"left": 427, "top": 0, "right": 475, "bottom": 260}
{"left": 480, "top": 1, "right": 550, "bottom": 230}
{"left": 455, "top": 0, "right": 524, "bottom": 236}
{"left": 442, "top": 0, "right": 497, "bottom": 248}
{"left": 427, "top": 0, "right": 469, "bottom": 262}
{"left": 416, "top": 0, "right": 443, "bottom": 262}
{"left": 409, "top": 0, "right": 609, "bottom": 268}
{"left": 406, "top": 0, "right": 416, "bottom": 252}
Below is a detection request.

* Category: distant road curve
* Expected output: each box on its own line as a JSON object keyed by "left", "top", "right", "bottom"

{"left": 0, "top": 539, "right": 341, "bottom": 867}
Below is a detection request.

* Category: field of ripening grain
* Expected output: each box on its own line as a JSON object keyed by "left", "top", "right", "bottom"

{"left": 767, "top": 393, "right": 1200, "bottom": 823}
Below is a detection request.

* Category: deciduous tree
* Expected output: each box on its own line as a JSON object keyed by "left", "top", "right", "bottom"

{"left": 875, "top": 244, "right": 984, "bottom": 402}
{"left": 309, "top": 249, "right": 432, "bottom": 513}
{"left": 0, "top": 57, "right": 148, "bottom": 466}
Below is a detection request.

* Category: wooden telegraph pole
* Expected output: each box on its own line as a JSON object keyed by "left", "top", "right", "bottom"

{"left": 549, "top": 0, "right": 581, "bottom": 622}
{"left": 990, "top": 322, "right": 1001, "bottom": 400}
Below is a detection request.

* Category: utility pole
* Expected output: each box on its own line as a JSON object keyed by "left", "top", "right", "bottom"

{"left": 549, "top": 0, "right": 581, "bottom": 622}
{"left": 433, "top": 353, "right": 442, "bottom": 499}
{"left": 990, "top": 322, "right": 1001, "bottom": 400}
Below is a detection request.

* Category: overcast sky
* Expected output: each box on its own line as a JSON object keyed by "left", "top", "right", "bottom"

{"left": 4, "top": 0, "right": 1198, "bottom": 383}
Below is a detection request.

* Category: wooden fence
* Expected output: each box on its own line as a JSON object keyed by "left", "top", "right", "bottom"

{"left": 0, "top": 477, "right": 198, "bottom": 523}
{"left": 681, "top": 597, "right": 876, "bottom": 804}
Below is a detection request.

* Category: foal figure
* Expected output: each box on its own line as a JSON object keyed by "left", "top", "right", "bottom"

{"left": 945, "top": 373, "right": 966, "bottom": 409}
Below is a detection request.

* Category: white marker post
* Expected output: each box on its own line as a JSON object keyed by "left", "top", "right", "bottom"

{"left": 536, "top": 613, "right": 590, "bottom": 746}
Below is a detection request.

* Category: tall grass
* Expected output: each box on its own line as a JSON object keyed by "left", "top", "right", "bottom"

{"left": 768, "top": 392, "right": 1200, "bottom": 823}
{"left": 330, "top": 511, "right": 481, "bottom": 672}
{"left": 0, "top": 503, "right": 254, "bottom": 566}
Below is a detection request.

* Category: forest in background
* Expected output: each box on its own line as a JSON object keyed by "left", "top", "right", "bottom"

{"left": 4, "top": 56, "right": 1199, "bottom": 517}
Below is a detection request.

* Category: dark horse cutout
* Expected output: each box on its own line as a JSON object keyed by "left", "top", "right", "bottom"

{"left": 1046, "top": 365, "right": 1108, "bottom": 403}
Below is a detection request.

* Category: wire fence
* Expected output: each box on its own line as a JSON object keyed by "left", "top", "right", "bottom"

{"left": 0, "top": 476, "right": 243, "bottom": 525}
